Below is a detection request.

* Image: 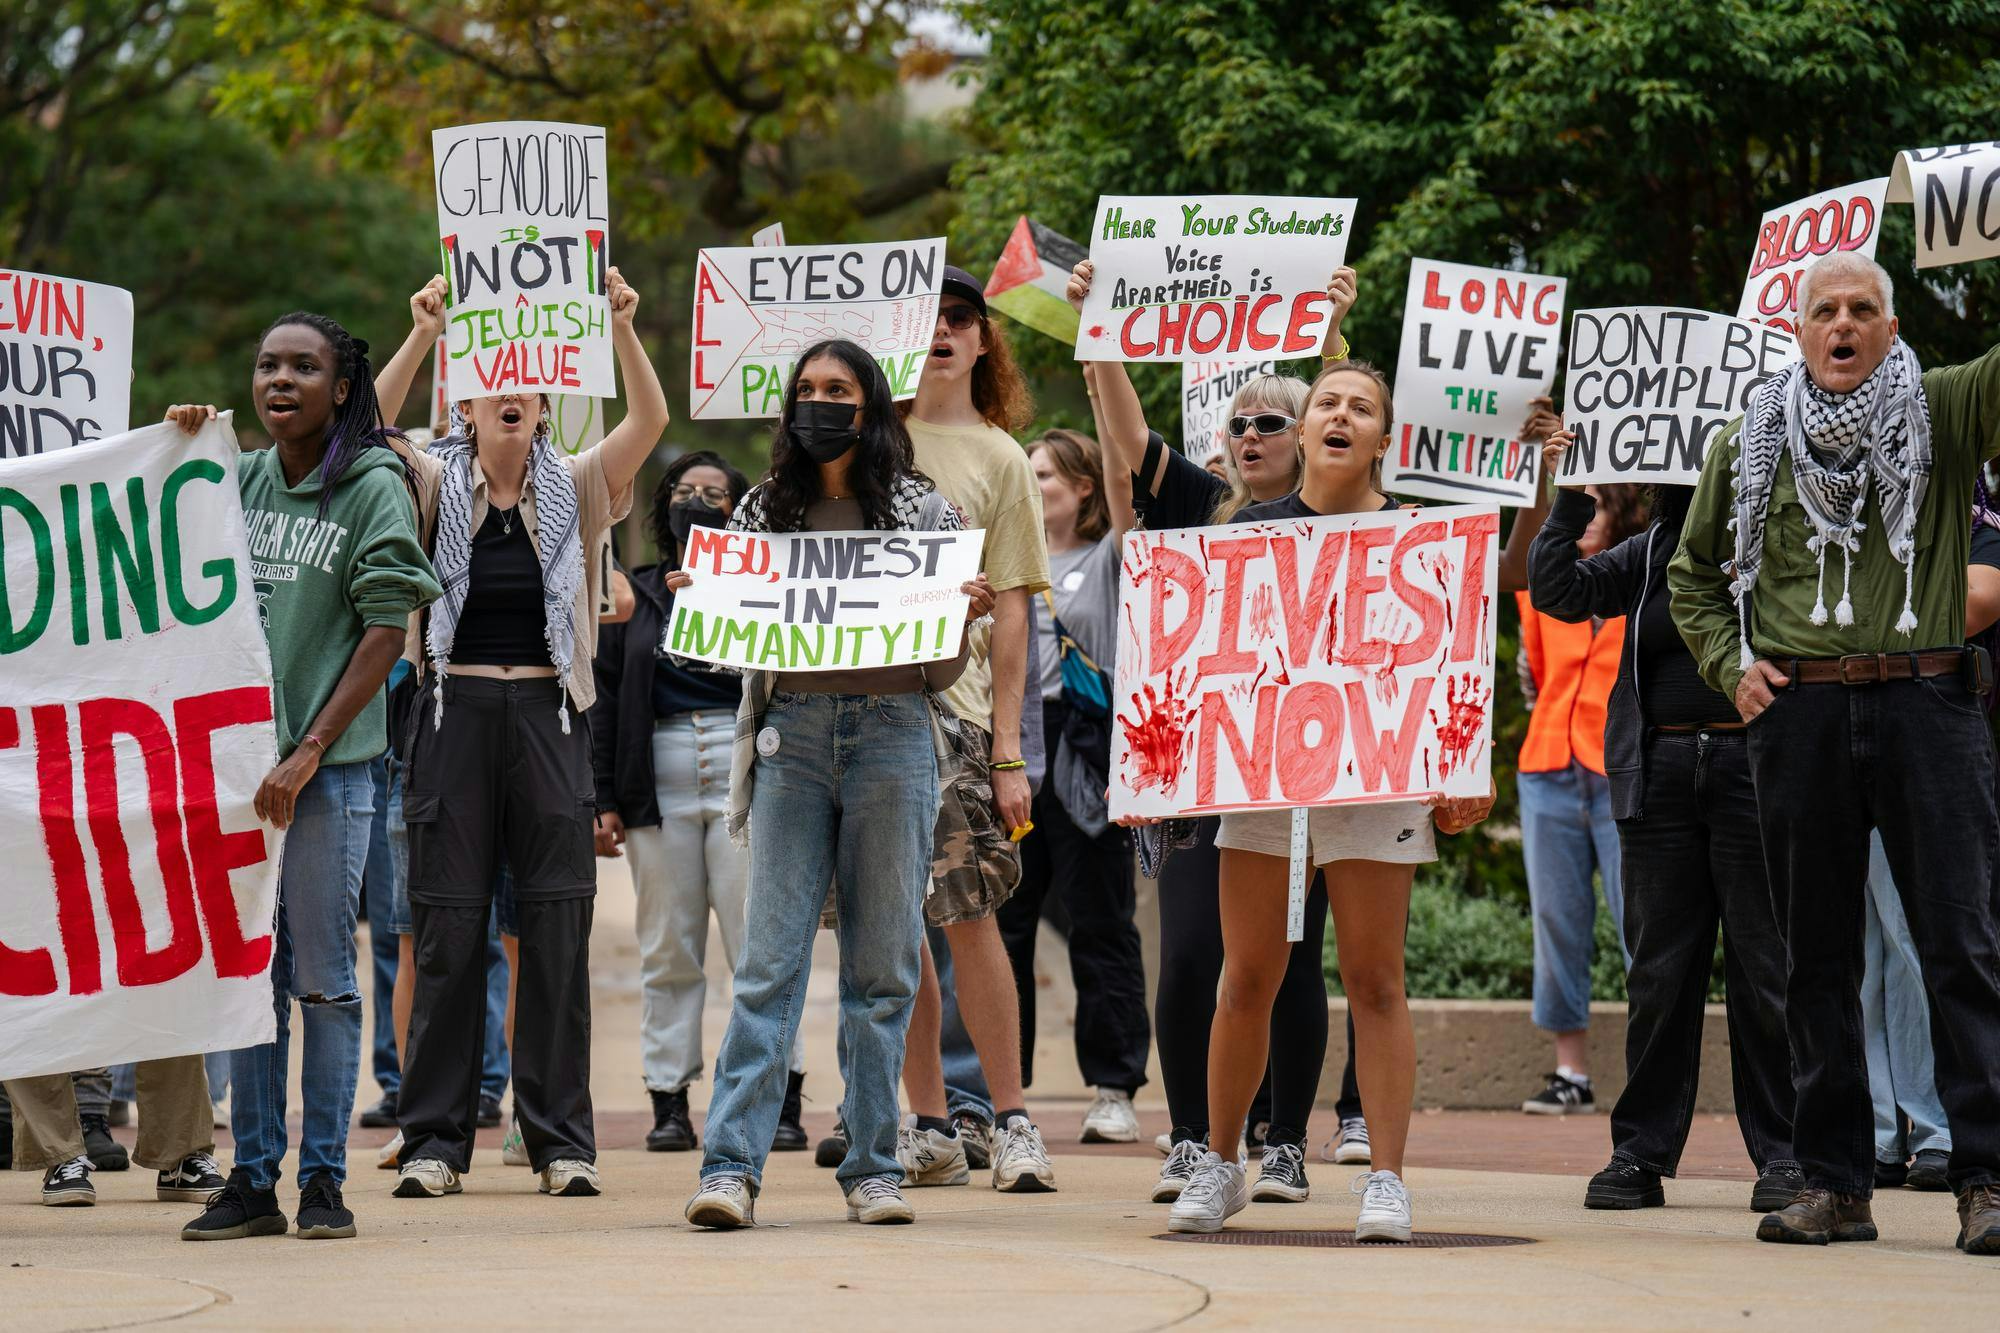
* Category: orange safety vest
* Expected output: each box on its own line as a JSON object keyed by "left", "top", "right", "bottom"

{"left": 1515, "top": 592, "right": 1623, "bottom": 776}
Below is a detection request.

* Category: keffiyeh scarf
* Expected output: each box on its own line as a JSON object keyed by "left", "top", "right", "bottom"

{"left": 1729, "top": 338, "right": 1932, "bottom": 668}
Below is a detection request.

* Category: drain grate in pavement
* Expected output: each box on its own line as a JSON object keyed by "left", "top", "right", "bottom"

{"left": 1154, "top": 1229, "right": 1535, "bottom": 1249}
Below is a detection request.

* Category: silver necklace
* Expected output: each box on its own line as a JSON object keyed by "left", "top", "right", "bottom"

{"left": 497, "top": 504, "right": 518, "bottom": 535}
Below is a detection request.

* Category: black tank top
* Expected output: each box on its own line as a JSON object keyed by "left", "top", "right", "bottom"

{"left": 449, "top": 505, "right": 550, "bottom": 666}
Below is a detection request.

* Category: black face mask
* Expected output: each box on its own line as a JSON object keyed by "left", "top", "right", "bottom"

{"left": 787, "top": 399, "right": 861, "bottom": 464}
{"left": 667, "top": 499, "right": 727, "bottom": 549}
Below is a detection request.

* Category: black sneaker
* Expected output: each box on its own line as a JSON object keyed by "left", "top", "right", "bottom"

{"left": 1244, "top": 1118, "right": 1271, "bottom": 1159}
{"left": 476, "top": 1094, "right": 503, "bottom": 1128}
{"left": 1585, "top": 1158, "right": 1664, "bottom": 1209}
{"left": 1906, "top": 1148, "right": 1951, "bottom": 1192}
{"left": 646, "top": 1088, "right": 696, "bottom": 1152}
{"left": 1251, "top": 1140, "right": 1311, "bottom": 1202}
{"left": 357, "top": 1093, "right": 399, "bottom": 1129}
{"left": 158, "top": 1152, "right": 227, "bottom": 1203}
{"left": 815, "top": 1118, "right": 849, "bottom": 1169}
{"left": 181, "top": 1169, "right": 287, "bottom": 1240}
{"left": 80, "top": 1113, "right": 129, "bottom": 1171}
{"left": 1521, "top": 1073, "right": 1595, "bottom": 1116}
{"left": 772, "top": 1072, "right": 808, "bottom": 1152}
{"left": 41, "top": 1155, "right": 95, "bottom": 1206}
{"left": 1875, "top": 1156, "right": 1910, "bottom": 1188}
{"left": 1751, "top": 1162, "right": 1806, "bottom": 1213}
{"left": 295, "top": 1173, "right": 357, "bottom": 1239}
{"left": 952, "top": 1111, "right": 994, "bottom": 1170}
{"left": 1, "top": 1128, "right": 11, "bottom": 1170}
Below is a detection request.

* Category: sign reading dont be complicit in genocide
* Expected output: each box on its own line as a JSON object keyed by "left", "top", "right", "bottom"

{"left": 0, "top": 270, "right": 134, "bottom": 458}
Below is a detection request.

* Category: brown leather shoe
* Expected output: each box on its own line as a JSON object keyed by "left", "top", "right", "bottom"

{"left": 1958, "top": 1183, "right": 2000, "bottom": 1255}
{"left": 1756, "top": 1187, "right": 1877, "bottom": 1245}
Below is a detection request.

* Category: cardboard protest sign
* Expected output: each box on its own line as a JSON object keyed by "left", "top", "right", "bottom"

{"left": 1181, "top": 360, "right": 1280, "bottom": 464}
{"left": 1385, "top": 259, "right": 1566, "bottom": 507}
{"left": 1075, "top": 195, "right": 1354, "bottom": 363}
{"left": 690, "top": 239, "right": 946, "bottom": 420}
{"left": 986, "top": 216, "right": 1086, "bottom": 344}
{"left": 664, "top": 525, "right": 983, "bottom": 671}
{"left": 0, "top": 415, "right": 283, "bottom": 1079}
{"left": 1888, "top": 143, "right": 2000, "bottom": 269}
{"left": 752, "top": 222, "right": 787, "bottom": 248}
{"left": 1736, "top": 179, "right": 1888, "bottom": 335}
{"left": 432, "top": 121, "right": 613, "bottom": 400}
{"left": 1107, "top": 505, "right": 1498, "bottom": 822}
{"left": 1558, "top": 308, "right": 1797, "bottom": 487}
{"left": 0, "top": 270, "right": 134, "bottom": 457}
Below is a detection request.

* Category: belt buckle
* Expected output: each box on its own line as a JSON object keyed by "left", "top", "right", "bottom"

{"left": 1835, "top": 654, "right": 1882, "bottom": 686}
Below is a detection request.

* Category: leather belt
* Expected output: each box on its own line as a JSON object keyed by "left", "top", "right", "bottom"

{"left": 1652, "top": 721, "right": 1747, "bottom": 733}
{"left": 1787, "top": 649, "right": 1971, "bottom": 686}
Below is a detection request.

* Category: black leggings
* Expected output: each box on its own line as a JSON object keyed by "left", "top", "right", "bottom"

{"left": 1154, "top": 818, "right": 1329, "bottom": 1144}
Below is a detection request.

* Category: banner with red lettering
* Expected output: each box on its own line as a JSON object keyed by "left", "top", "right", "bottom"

{"left": 1107, "top": 506, "right": 1498, "bottom": 822}
{"left": 1735, "top": 179, "right": 1887, "bottom": 336}
{"left": 0, "top": 416, "right": 282, "bottom": 1079}
{"left": 1075, "top": 195, "right": 1354, "bottom": 363}
{"left": 1, "top": 269, "right": 134, "bottom": 457}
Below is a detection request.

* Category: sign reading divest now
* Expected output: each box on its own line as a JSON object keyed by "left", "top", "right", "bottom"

{"left": 1075, "top": 195, "right": 1354, "bottom": 363}
{"left": 1181, "top": 360, "right": 1280, "bottom": 464}
{"left": 432, "top": 121, "right": 613, "bottom": 399}
{"left": 1, "top": 270, "right": 134, "bottom": 457}
{"left": 1559, "top": 308, "right": 1796, "bottom": 487}
{"left": 690, "top": 239, "right": 945, "bottom": 420}
{"left": 664, "top": 526, "right": 983, "bottom": 671}
{"left": 1736, "top": 179, "right": 1887, "bottom": 336}
{"left": 1889, "top": 142, "right": 2000, "bottom": 269}
{"left": 1385, "top": 259, "right": 1565, "bottom": 507}
{"left": 0, "top": 416, "right": 282, "bottom": 1079}
{"left": 1107, "top": 506, "right": 1498, "bottom": 822}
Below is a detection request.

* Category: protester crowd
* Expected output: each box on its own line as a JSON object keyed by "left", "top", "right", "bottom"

{"left": 3, "top": 238, "right": 1996, "bottom": 1261}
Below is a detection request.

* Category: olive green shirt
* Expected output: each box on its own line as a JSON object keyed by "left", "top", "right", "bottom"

{"left": 1671, "top": 343, "right": 2000, "bottom": 701}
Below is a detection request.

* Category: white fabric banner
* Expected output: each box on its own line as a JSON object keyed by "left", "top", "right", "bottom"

{"left": 1888, "top": 143, "right": 2000, "bottom": 269}
{"left": 1, "top": 269, "right": 134, "bottom": 457}
{"left": 0, "top": 416, "right": 282, "bottom": 1079}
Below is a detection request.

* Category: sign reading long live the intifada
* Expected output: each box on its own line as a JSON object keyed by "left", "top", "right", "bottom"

{"left": 1889, "top": 142, "right": 2000, "bottom": 269}
{"left": 690, "top": 239, "right": 946, "bottom": 420}
{"left": 1107, "top": 506, "right": 1499, "bottom": 823}
{"left": 432, "top": 121, "right": 613, "bottom": 399}
{"left": 0, "top": 415, "right": 282, "bottom": 1079}
{"left": 1384, "top": 258, "right": 1566, "bottom": 507}
{"left": 1736, "top": 179, "right": 1887, "bottom": 336}
{"left": 1075, "top": 194, "right": 1355, "bottom": 363}
{"left": 1, "top": 269, "right": 134, "bottom": 457}
{"left": 664, "top": 526, "right": 983, "bottom": 671}
{"left": 1558, "top": 308, "right": 1797, "bottom": 487}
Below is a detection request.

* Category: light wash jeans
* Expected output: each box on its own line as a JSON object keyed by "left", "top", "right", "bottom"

{"left": 1863, "top": 831, "right": 1951, "bottom": 1160}
{"left": 1521, "top": 762, "right": 1627, "bottom": 1032}
{"left": 230, "top": 760, "right": 373, "bottom": 1190}
{"left": 626, "top": 711, "right": 802, "bottom": 1092}
{"left": 834, "top": 926, "right": 994, "bottom": 1122}
{"left": 701, "top": 693, "right": 938, "bottom": 1188}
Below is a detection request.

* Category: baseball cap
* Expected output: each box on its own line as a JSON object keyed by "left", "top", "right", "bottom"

{"left": 940, "top": 264, "right": 988, "bottom": 317}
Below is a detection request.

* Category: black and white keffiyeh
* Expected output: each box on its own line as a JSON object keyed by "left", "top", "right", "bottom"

{"left": 1729, "top": 338, "right": 1932, "bottom": 667}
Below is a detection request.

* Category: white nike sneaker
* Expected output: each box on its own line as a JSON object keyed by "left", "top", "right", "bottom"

{"left": 375, "top": 1131, "right": 404, "bottom": 1171}
{"left": 1168, "top": 1153, "right": 1247, "bottom": 1233}
{"left": 897, "top": 1118, "right": 971, "bottom": 1187}
{"left": 501, "top": 1113, "right": 529, "bottom": 1167}
{"left": 992, "top": 1116, "right": 1057, "bottom": 1193}
{"left": 845, "top": 1175, "right": 916, "bottom": 1224}
{"left": 393, "top": 1157, "right": 462, "bottom": 1198}
{"left": 1352, "top": 1169, "right": 1414, "bottom": 1242}
{"left": 1080, "top": 1088, "right": 1140, "bottom": 1143}
{"left": 539, "top": 1158, "right": 600, "bottom": 1196}
{"left": 685, "top": 1173, "right": 756, "bottom": 1229}
{"left": 1153, "top": 1137, "right": 1208, "bottom": 1203}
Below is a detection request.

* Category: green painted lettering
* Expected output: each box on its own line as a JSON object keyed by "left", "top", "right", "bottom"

{"left": 0, "top": 489, "right": 54, "bottom": 654}
{"left": 161, "top": 459, "right": 235, "bottom": 626}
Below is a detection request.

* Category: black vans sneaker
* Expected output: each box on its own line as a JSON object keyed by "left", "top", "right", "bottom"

{"left": 815, "top": 1118, "right": 849, "bottom": 1169}
{"left": 1585, "top": 1157, "right": 1664, "bottom": 1209}
{"left": 80, "top": 1113, "right": 129, "bottom": 1171}
{"left": 157, "top": 1152, "right": 227, "bottom": 1203}
{"left": 1521, "top": 1072, "right": 1595, "bottom": 1116}
{"left": 295, "top": 1173, "right": 357, "bottom": 1239}
{"left": 181, "top": 1169, "right": 287, "bottom": 1241}
{"left": 41, "top": 1156, "right": 95, "bottom": 1206}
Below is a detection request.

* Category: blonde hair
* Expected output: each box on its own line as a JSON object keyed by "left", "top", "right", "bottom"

{"left": 1210, "top": 373, "right": 1309, "bottom": 524}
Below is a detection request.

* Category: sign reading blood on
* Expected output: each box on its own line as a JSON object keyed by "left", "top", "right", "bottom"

{"left": 1736, "top": 179, "right": 1888, "bottom": 336}
{"left": 0, "top": 415, "right": 282, "bottom": 1079}
{"left": 664, "top": 526, "right": 983, "bottom": 671}
{"left": 432, "top": 120, "right": 613, "bottom": 399}
{"left": 1888, "top": 142, "right": 2000, "bottom": 269}
{"left": 1107, "top": 506, "right": 1499, "bottom": 822}
{"left": 1385, "top": 258, "right": 1565, "bottom": 507}
{"left": 1075, "top": 194, "right": 1354, "bottom": 364}
{"left": 0, "top": 269, "right": 134, "bottom": 457}
{"left": 689, "top": 239, "right": 945, "bottom": 420}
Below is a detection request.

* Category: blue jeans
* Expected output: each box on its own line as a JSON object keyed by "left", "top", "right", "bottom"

{"left": 1520, "top": 762, "right": 1626, "bottom": 1033}
{"left": 1863, "top": 831, "right": 1951, "bottom": 1160}
{"left": 702, "top": 693, "right": 938, "bottom": 1188}
{"left": 364, "top": 753, "right": 403, "bottom": 1100}
{"left": 230, "top": 760, "right": 373, "bottom": 1190}
{"left": 833, "top": 925, "right": 995, "bottom": 1123}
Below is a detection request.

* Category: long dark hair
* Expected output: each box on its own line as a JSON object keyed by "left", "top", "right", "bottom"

{"left": 647, "top": 449, "right": 749, "bottom": 557}
{"left": 762, "top": 339, "right": 916, "bottom": 533}
{"left": 260, "top": 311, "right": 406, "bottom": 518}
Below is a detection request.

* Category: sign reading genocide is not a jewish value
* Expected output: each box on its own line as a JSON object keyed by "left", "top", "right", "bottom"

{"left": 432, "top": 120, "right": 614, "bottom": 400}
{"left": 0, "top": 269, "right": 134, "bottom": 458}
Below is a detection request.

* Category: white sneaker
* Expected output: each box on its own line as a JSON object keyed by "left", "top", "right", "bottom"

{"left": 1154, "top": 1131, "right": 1173, "bottom": 1157}
{"left": 844, "top": 1175, "right": 916, "bottom": 1224}
{"left": 210, "top": 1097, "right": 228, "bottom": 1130}
{"left": 375, "top": 1131, "right": 404, "bottom": 1171}
{"left": 539, "top": 1158, "right": 600, "bottom": 1196}
{"left": 992, "top": 1116, "right": 1057, "bottom": 1193}
{"left": 1352, "top": 1170, "right": 1414, "bottom": 1242}
{"left": 1080, "top": 1088, "right": 1140, "bottom": 1144}
{"left": 1153, "top": 1138, "right": 1208, "bottom": 1203}
{"left": 393, "top": 1158, "right": 462, "bottom": 1198}
{"left": 1325, "top": 1116, "right": 1371, "bottom": 1165}
{"left": 1167, "top": 1153, "right": 1247, "bottom": 1233}
{"left": 897, "top": 1118, "right": 970, "bottom": 1187}
{"left": 685, "top": 1173, "right": 755, "bottom": 1229}
{"left": 501, "top": 1112, "right": 529, "bottom": 1167}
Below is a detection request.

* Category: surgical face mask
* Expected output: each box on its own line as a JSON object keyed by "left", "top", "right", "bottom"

{"left": 667, "top": 498, "right": 726, "bottom": 548}
{"left": 788, "top": 399, "right": 861, "bottom": 464}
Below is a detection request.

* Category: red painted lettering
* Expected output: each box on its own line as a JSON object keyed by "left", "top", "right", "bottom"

{"left": 174, "top": 688, "right": 275, "bottom": 979}
{"left": 1338, "top": 526, "right": 1395, "bottom": 666}
{"left": 1269, "top": 531, "right": 1347, "bottom": 663}
{"left": 0, "top": 708, "right": 57, "bottom": 996}
{"left": 1146, "top": 545, "right": 1209, "bottom": 674}
{"left": 1275, "top": 683, "right": 1343, "bottom": 803}
{"left": 1195, "top": 686, "right": 1276, "bottom": 806}
{"left": 80, "top": 698, "right": 203, "bottom": 988}
{"left": 1345, "top": 676, "right": 1434, "bottom": 795}
{"left": 1448, "top": 512, "right": 1501, "bottom": 662}
{"left": 1388, "top": 521, "right": 1449, "bottom": 667}
{"left": 1196, "top": 536, "right": 1268, "bottom": 676}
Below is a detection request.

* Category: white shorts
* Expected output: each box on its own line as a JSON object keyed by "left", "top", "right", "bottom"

{"left": 1213, "top": 801, "right": 1436, "bottom": 866}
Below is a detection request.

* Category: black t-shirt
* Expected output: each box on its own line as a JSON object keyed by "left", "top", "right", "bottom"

{"left": 450, "top": 505, "right": 551, "bottom": 667}
{"left": 649, "top": 569, "right": 743, "bottom": 717}
{"left": 1236, "top": 492, "right": 1401, "bottom": 523}
{"left": 1635, "top": 528, "right": 1735, "bottom": 726}
{"left": 1972, "top": 523, "right": 2000, "bottom": 574}
{"left": 1132, "top": 432, "right": 1228, "bottom": 530}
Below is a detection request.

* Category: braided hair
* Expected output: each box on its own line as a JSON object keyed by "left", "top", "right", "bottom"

{"left": 259, "top": 312, "right": 409, "bottom": 518}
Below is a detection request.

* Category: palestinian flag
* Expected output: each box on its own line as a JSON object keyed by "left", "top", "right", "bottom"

{"left": 985, "top": 216, "right": 1085, "bottom": 344}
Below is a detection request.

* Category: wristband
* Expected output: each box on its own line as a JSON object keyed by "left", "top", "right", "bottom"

{"left": 1322, "top": 335, "right": 1351, "bottom": 363}
{"left": 301, "top": 733, "right": 327, "bottom": 756}
{"left": 990, "top": 759, "right": 1027, "bottom": 772}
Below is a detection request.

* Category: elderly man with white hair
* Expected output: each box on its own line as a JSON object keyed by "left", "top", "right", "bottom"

{"left": 1671, "top": 251, "right": 2000, "bottom": 1255}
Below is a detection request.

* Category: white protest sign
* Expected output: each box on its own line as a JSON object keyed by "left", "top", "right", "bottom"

{"left": 1736, "top": 179, "right": 1888, "bottom": 335}
{"left": 1181, "top": 360, "right": 1280, "bottom": 464}
{"left": 1108, "top": 505, "right": 1499, "bottom": 822}
{"left": 1075, "top": 195, "right": 1354, "bottom": 363}
{"left": 752, "top": 222, "right": 787, "bottom": 247}
{"left": 1559, "top": 308, "right": 1797, "bottom": 487}
{"left": 432, "top": 120, "right": 613, "bottom": 399}
{"left": 1888, "top": 143, "right": 2000, "bottom": 269}
{"left": 664, "top": 525, "right": 983, "bottom": 671}
{"left": 426, "top": 333, "right": 604, "bottom": 455}
{"left": 0, "top": 270, "right": 134, "bottom": 457}
{"left": 690, "top": 239, "right": 945, "bottom": 420}
{"left": 0, "top": 415, "right": 283, "bottom": 1079}
{"left": 1385, "top": 258, "right": 1565, "bottom": 507}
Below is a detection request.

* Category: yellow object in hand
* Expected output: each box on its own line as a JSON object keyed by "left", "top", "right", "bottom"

{"left": 1009, "top": 821, "right": 1035, "bottom": 843}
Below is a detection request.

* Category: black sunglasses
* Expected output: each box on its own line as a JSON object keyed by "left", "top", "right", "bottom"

{"left": 937, "top": 305, "right": 983, "bottom": 332}
{"left": 1227, "top": 412, "right": 1297, "bottom": 438}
